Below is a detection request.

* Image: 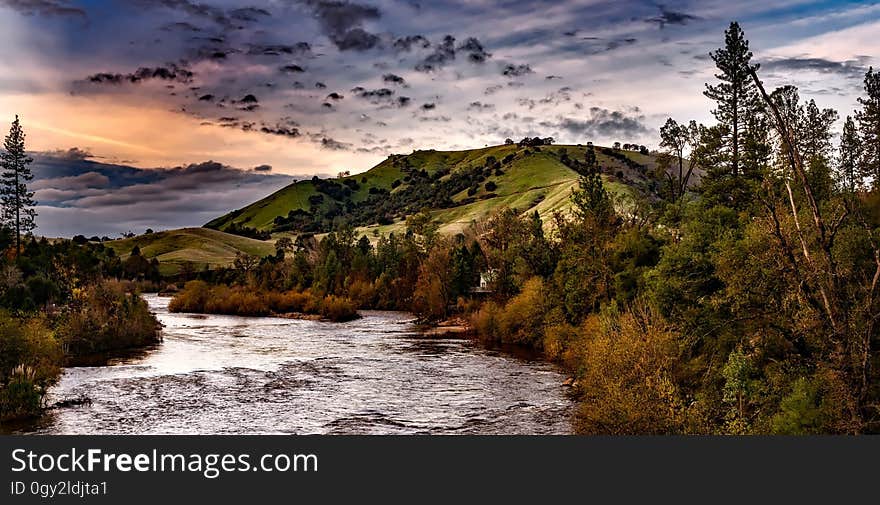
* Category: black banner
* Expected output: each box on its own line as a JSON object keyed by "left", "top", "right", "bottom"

{"left": 2, "top": 436, "right": 878, "bottom": 503}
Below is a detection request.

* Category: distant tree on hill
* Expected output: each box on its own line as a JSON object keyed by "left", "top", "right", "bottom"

{"left": 1, "top": 115, "right": 37, "bottom": 252}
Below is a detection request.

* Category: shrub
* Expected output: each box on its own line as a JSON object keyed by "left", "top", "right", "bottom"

{"left": 0, "top": 313, "right": 62, "bottom": 421}
{"left": 320, "top": 295, "right": 359, "bottom": 322}
{"left": 167, "top": 280, "right": 211, "bottom": 313}
{"left": 497, "top": 276, "right": 547, "bottom": 346}
{"left": 168, "top": 282, "right": 359, "bottom": 322}
{"left": 470, "top": 301, "right": 501, "bottom": 341}
{"left": 58, "top": 279, "right": 161, "bottom": 356}
{"left": 574, "top": 304, "right": 686, "bottom": 434}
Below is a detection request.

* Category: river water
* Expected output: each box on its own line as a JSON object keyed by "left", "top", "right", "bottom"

{"left": 13, "top": 294, "right": 574, "bottom": 434}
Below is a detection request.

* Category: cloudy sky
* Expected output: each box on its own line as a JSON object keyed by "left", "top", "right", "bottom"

{"left": 0, "top": 0, "right": 878, "bottom": 236}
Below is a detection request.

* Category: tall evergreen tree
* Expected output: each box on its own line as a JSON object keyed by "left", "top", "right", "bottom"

{"left": 856, "top": 67, "right": 880, "bottom": 188}
{"left": 703, "top": 21, "right": 760, "bottom": 179}
{"left": 801, "top": 99, "right": 838, "bottom": 165}
{"left": 837, "top": 116, "right": 861, "bottom": 192}
{"left": 1, "top": 115, "right": 37, "bottom": 252}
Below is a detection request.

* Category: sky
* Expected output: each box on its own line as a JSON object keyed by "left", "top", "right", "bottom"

{"left": 0, "top": 0, "right": 878, "bottom": 236}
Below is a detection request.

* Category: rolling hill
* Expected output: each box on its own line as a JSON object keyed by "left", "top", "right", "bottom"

{"left": 115, "top": 143, "right": 672, "bottom": 275}
{"left": 107, "top": 227, "right": 276, "bottom": 276}
{"left": 207, "top": 143, "right": 663, "bottom": 237}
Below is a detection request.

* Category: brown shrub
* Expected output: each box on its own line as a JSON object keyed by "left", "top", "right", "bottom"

{"left": 573, "top": 303, "right": 686, "bottom": 434}
{"left": 59, "top": 279, "right": 161, "bottom": 356}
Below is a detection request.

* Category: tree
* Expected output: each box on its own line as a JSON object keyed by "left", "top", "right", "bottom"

{"left": 659, "top": 118, "right": 699, "bottom": 200}
{"left": 1, "top": 116, "right": 37, "bottom": 252}
{"left": 856, "top": 67, "right": 880, "bottom": 188}
{"left": 801, "top": 99, "right": 838, "bottom": 165}
{"left": 703, "top": 22, "right": 760, "bottom": 179}
{"left": 571, "top": 164, "right": 613, "bottom": 224}
{"left": 838, "top": 116, "right": 861, "bottom": 192}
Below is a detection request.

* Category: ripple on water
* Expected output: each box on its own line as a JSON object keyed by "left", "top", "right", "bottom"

{"left": 14, "top": 295, "right": 574, "bottom": 435}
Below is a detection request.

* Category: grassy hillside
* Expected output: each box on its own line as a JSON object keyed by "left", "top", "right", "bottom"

{"left": 107, "top": 228, "right": 275, "bottom": 276}
{"left": 207, "top": 143, "right": 661, "bottom": 237}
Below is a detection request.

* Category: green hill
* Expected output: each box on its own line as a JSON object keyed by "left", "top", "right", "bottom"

{"left": 117, "top": 143, "right": 666, "bottom": 276}
{"left": 107, "top": 227, "right": 275, "bottom": 276}
{"left": 207, "top": 143, "right": 662, "bottom": 237}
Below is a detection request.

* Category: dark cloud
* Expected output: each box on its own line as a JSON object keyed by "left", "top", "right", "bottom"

{"left": 467, "top": 101, "right": 494, "bottom": 111}
{"left": 334, "top": 27, "right": 381, "bottom": 51}
{"left": 302, "top": 0, "right": 381, "bottom": 52}
{"left": 541, "top": 107, "right": 649, "bottom": 139}
{"left": 761, "top": 56, "right": 869, "bottom": 79}
{"left": 30, "top": 152, "right": 292, "bottom": 237}
{"left": 353, "top": 87, "right": 395, "bottom": 104}
{"left": 280, "top": 64, "right": 306, "bottom": 73}
{"left": 421, "top": 102, "right": 436, "bottom": 111}
{"left": 84, "top": 64, "right": 194, "bottom": 86}
{"left": 161, "top": 21, "right": 202, "bottom": 32}
{"left": 326, "top": 92, "right": 344, "bottom": 100}
{"left": 259, "top": 124, "right": 301, "bottom": 138}
{"left": 248, "top": 42, "right": 311, "bottom": 57}
{"left": 393, "top": 35, "right": 430, "bottom": 51}
{"left": 198, "top": 94, "right": 214, "bottom": 101}
{"left": 382, "top": 73, "right": 407, "bottom": 86}
{"left": 415, "top": 35, "right": 456, "bottom": 72}
{"left": 484, "top": 84, "right": 503, "bottom": 95}
{"left": 229, "top": 6, "right": 270, "bottom": 22}
{"left": 502, "top": 63, "right": 533, "bottom": 77}
{"left": 320, "top": 137, "right": 351, "bottom": 150}
{"left": 646, "top": 5, "right": 700, "bottom": 29}
{"left": 457, "top": 37, "right": 491, "bottom": 63}
{"left": 0, "top": 0, "right": 86, "bottom": 18}
{"left": 578, "top": 37, "right": 638, "bottom": 54}
{"left": 32, "top": 171, "right": 109, "bottom": 191}
{"left": 40, "top": 147, "right": 94, "bottom": 161}
{"left": 134, "top": 0, "right": 269, "bottom": 28}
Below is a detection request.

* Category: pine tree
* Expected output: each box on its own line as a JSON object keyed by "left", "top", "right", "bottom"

{"left": 838, "top": 116, "right": 861, "bottom": 192}
{"left": 1, "top": 115, "right": 37, "bottom": 252}
{"left": 801, "top": 99, "right": 838, "bottom": 165}
{"left": 704, "top": 22, "right": 761, "bottom": 179}
{"left": 856, "top": 67, "right": 880, "bottom": 188}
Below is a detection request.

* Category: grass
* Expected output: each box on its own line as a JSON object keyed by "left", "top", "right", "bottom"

{"left": 134, "top": 143, "right": 651, "bottom": 272}
{"left": 107, "top": 228, "right": 275, "bottom": 275}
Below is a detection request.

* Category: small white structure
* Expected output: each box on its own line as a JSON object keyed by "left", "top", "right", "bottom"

{"left": 475, "top": 269, "right": 497, "bottom": 293}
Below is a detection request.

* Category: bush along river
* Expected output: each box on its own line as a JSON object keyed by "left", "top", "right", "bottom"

{"left": 10, "top": 294, "right": 574, "bottom": 434}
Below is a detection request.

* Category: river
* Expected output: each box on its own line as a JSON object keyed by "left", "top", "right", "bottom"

{"left": 11, "top": 294, "right": 574, "bottom": 434}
